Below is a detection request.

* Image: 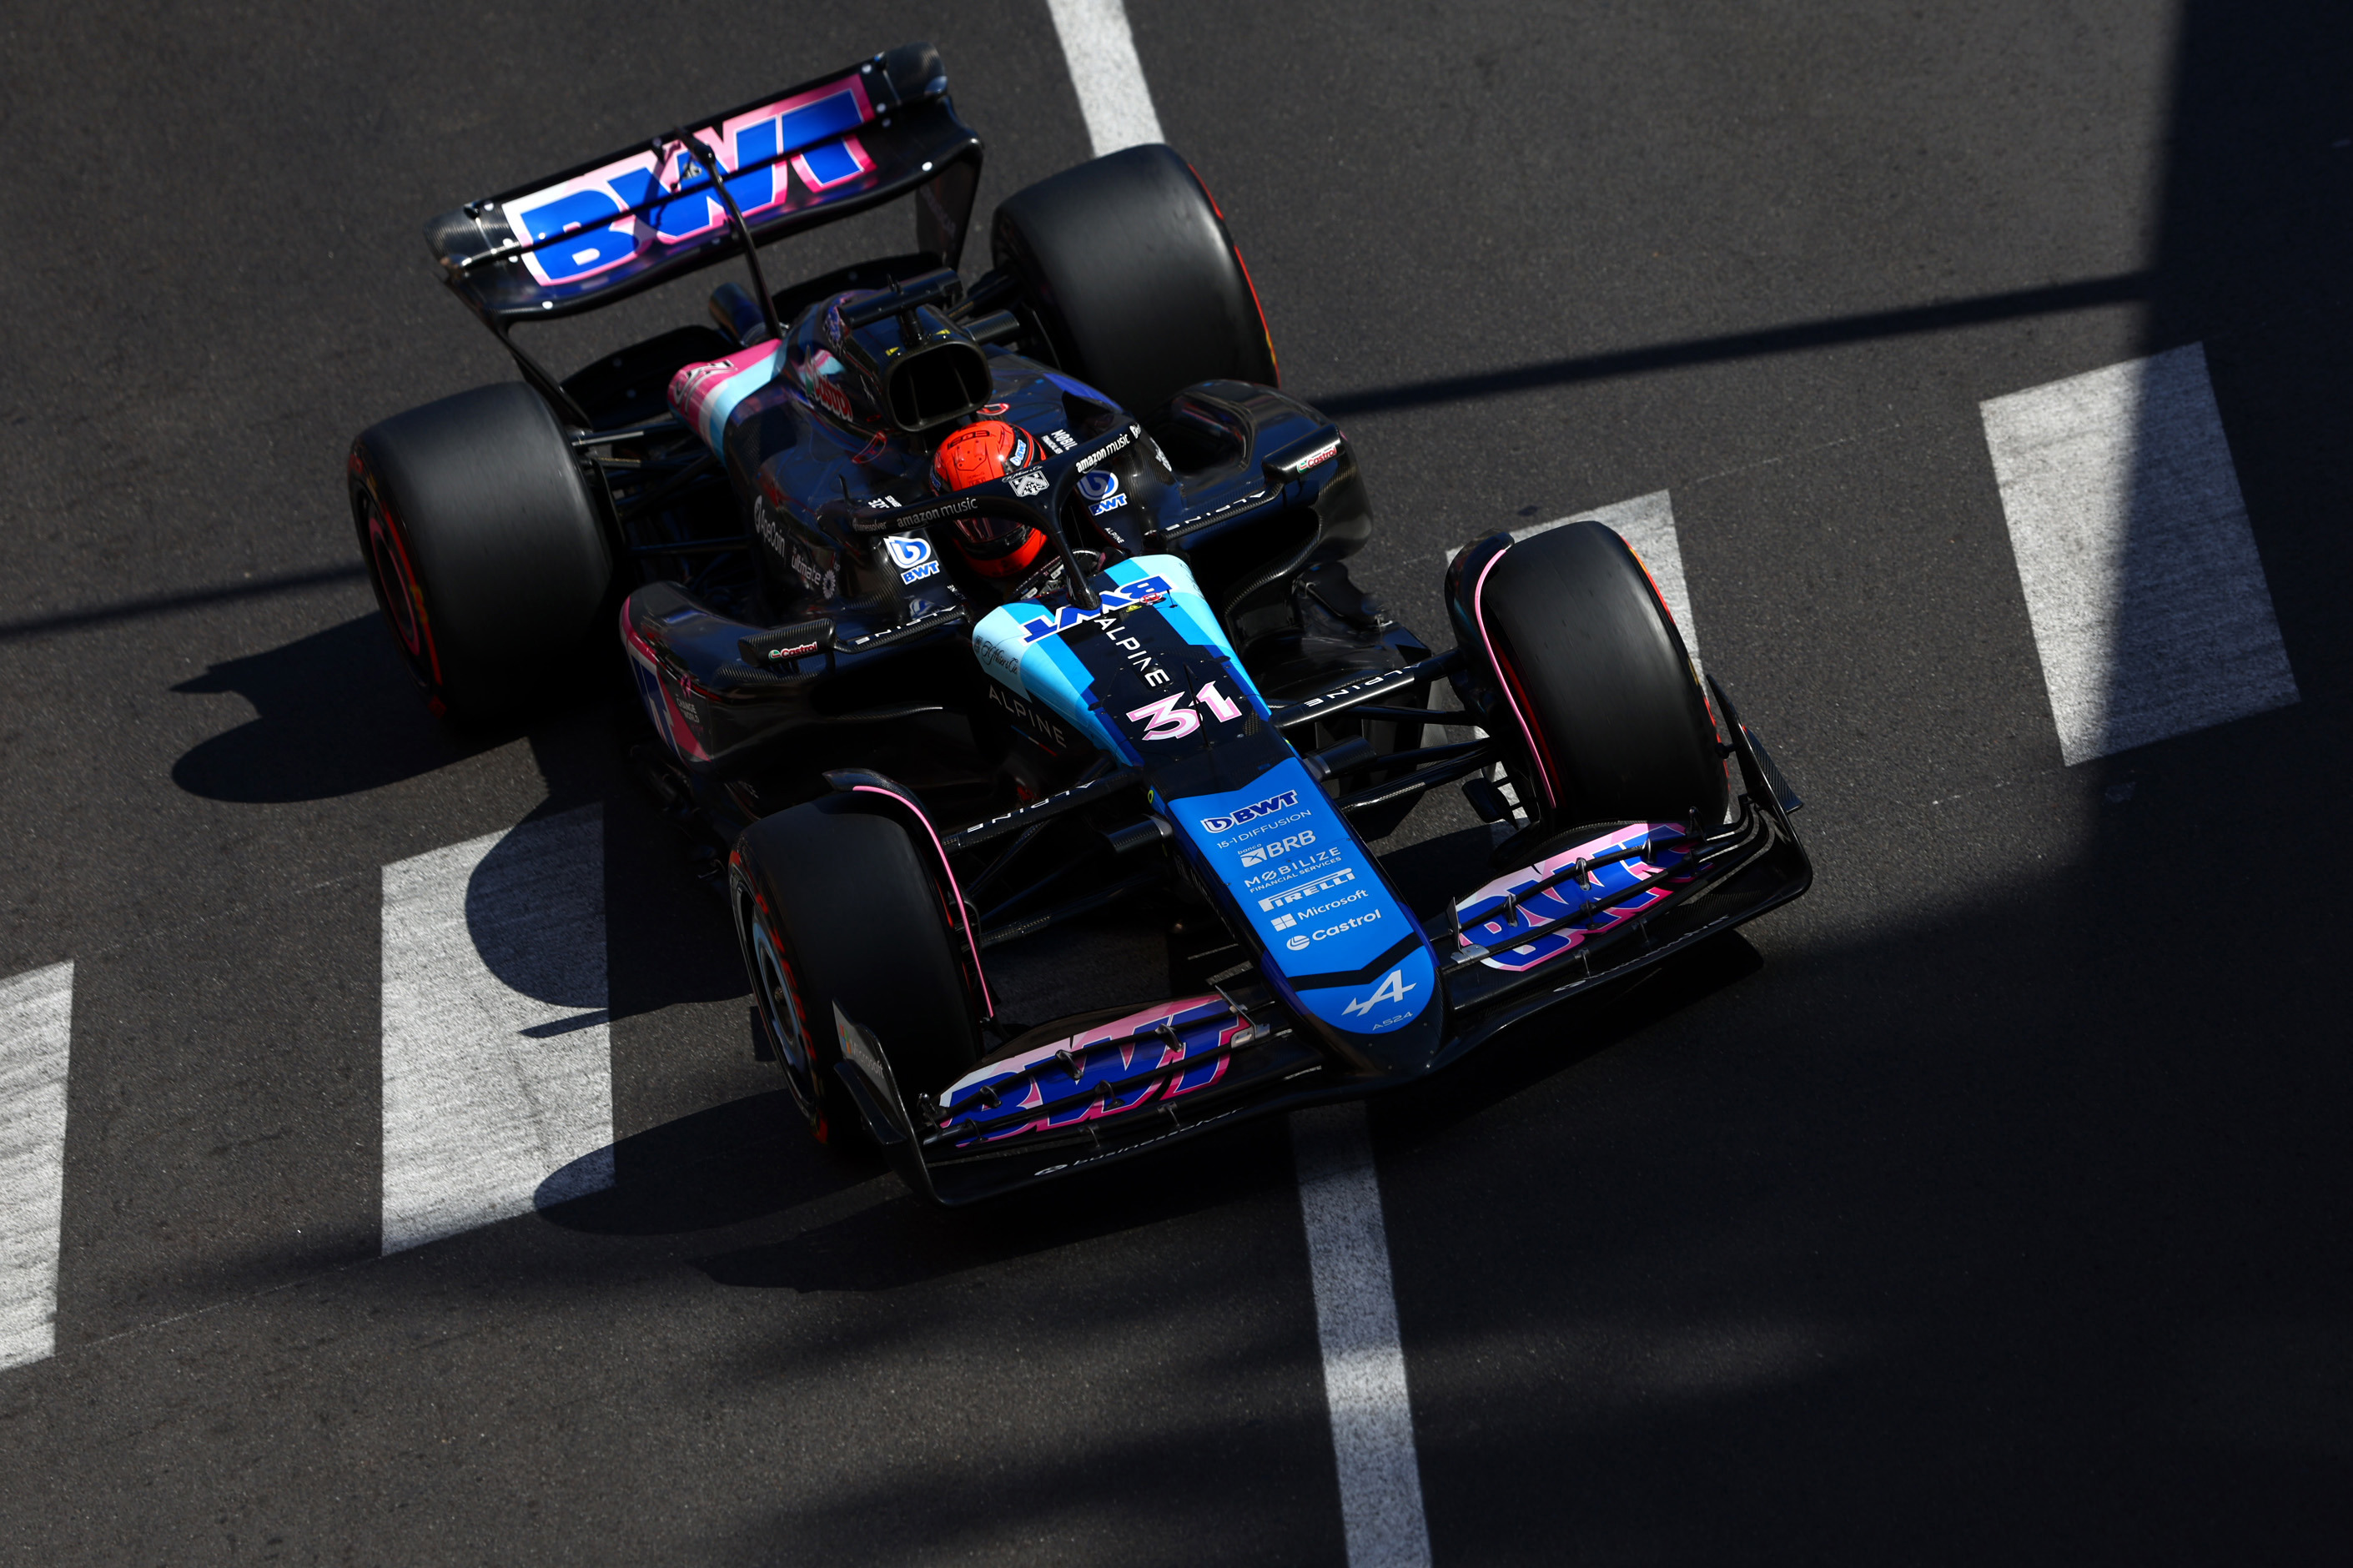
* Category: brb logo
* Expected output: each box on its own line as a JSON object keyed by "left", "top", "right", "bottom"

{"left": 1199, "top": 789, "right": 1300, "bottom": 836}
{"left": 1238, "top": 829, "right": 1315, "bottom": 867}
{"left": 1017, "top": 576, "right": 1173, "bottom": 643}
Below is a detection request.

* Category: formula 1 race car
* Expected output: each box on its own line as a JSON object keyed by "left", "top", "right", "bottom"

{"left": 349, "top": 44, "right": 1811, "bottom": 1203}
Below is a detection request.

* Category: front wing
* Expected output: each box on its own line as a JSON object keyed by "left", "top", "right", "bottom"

{"left": 835, "top": 691, "right": 1811, "bottom": 1205}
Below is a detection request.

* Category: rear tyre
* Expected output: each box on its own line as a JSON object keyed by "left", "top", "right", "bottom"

{"left": 349, "top": 381, "right": 611, "bottom": 724}
{"left": 728, "top": 797, "right": 980, "bottom": 1146}
{"left": 1478, "top": 521, "right": 1727, "bottom": 832}
{"left": 993, "top": 143, "right": 1278, "bottom": 413}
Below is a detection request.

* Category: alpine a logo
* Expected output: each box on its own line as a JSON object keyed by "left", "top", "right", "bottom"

{"left": 1199, "top": 789, "right": 1300, "bottom": 835}
{"left": 1343, "top": 966, "right": 1417, "bottom": 1019}
{"left": 1018, "top": 576, "right": 1174, "bottom": 644}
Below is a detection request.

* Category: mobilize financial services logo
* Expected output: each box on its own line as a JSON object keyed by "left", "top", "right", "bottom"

{"left": 1246, "top": 844, "right": 1343, "bottom": 888}
{"left": 1200, "top": 789, "right": 1300, "bottom": 836}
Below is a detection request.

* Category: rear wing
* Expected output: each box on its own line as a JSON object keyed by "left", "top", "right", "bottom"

{"left": 425, "top": 43, "right": 981, "bottom": 332}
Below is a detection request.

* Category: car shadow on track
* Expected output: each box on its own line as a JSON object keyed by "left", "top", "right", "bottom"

{"left": 534, "top": 1087, "right": 858, "bottom": 1236}
{"left": 533, "top": 910, "right": 1761, "bottom": 1299}
{"left": 169, "top": 612, "right": 508, "bottom": 801}
{"left": 532, "top": 1058, "right": 1301, "bottom": 1293}
{"left": 683, "top": 1112, "right": 1300, "bottom": 1293}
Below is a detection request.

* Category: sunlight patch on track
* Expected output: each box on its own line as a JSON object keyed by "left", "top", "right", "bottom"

{"left": 380, "top": 807, "right": 612, "bottom": 1255}
{"left": 0, "top": 962, "right": 73, "bottom": 1371}
{"left": 1982, "top": 344, "right": 2297, "bottom": 764}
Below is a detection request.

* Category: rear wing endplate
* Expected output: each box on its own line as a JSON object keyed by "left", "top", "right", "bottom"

{"left": 425, "top": 43, "right": 981, "bottom": 330}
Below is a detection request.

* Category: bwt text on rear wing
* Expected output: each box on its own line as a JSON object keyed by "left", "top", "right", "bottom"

{"left": 420, "top": 43, "right": 983, "bottom": 414}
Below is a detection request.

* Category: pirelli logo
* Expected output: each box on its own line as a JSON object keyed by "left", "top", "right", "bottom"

{"left": 1257, "top": 867, "right": 1355, "bottom": 912}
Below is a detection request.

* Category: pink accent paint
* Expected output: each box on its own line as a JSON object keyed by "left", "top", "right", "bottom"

{"left": 1471, "top": 545, "right": 1555, "bottom": 808}
{"left": 938, "top": 993, "right": 1239, "bottom": 1141}
{"left": 619, "top": 600, "right": 712, "bottom": 763}
{"left": 1455, "top": 821, "right": 1687, "bottom": 973}
{"left": 949, "top": 994, "right": 1224, "bottom": 1092}
{"left": 792, "top": 133, "right": 877, "bottom": 193}
{"left": 508, "top": 77, "right": 877, "bottom": 288}
{"left": 667, "top": 339, "right": 782, "bottom": 449}
{"left": 1163, "top": 1022, "right": 1247, "bottom": 1099}
{"left": 852, "top": 784, "right": 995, "bottom": 1018}
{"left": 737, "top": 76, "right": 875, "bottom": 203}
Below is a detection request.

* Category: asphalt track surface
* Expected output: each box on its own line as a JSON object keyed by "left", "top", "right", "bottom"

{"left": 3, "top": 2, "right": 2350, "bottom": 1561}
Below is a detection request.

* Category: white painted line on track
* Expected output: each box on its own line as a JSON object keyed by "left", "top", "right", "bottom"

{"left": 1059, "top": 18, "right": 1425, "bottom": 1555}
{"left": 380, "top": 807, "right": 612, "bottom": 1256}
{"left": 1982, "top": 344, "right": 2297, "bottom": 765}
{"left": 0, "top": 962, "right": 73, "bottom": 1371}
{"left": 1046, "top": 0, "right": 1164, "bottom": 155}
{"left": 1294, "top": 1103, "right": 1433, "bottom": 1568}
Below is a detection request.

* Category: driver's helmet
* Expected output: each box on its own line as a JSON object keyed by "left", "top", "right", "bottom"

{"left": 930, "top": 419, "right": 1047, "bottom": 578}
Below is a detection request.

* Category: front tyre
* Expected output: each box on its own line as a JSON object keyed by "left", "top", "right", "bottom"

{"left": 1471, "top": 520, "right": 1728, "bottom": 833}
{"left": 349, "top": 381, "right": 611, "bottom": 724}
{"left": 728, "top": 797, "right": 980, "bottom": 1147}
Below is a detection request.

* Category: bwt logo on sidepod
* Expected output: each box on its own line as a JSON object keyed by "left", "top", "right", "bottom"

{"left": 1078, "top": 470, "right": 1129, "bottom": 515}
{"left": 1199, "top": 789, "right": 1300, "bottom": 836}
{"left": 884, "top": 534, "right": 940, "bottom": 584}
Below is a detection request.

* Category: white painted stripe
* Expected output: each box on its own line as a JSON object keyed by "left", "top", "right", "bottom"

{"left": 1050, "top": 16, "right": 1426, "bottom": 1553}
{"left": 1294, "top": 1103, "right": 1432, "bottom": 1568}
{"left": 381, "top": 807, "right": 612, "bottom": 1255}
{"left": 0, "top": 962, "right": 73, "bottom": 1371}
{"left": 1046, "top": 0, "right": 1165, "bottom": 156}
{"left": 1982, "top": 344, "right": 2297, "bottom": 765}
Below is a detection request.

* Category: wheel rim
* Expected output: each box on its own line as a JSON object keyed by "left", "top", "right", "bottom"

{"left": 359, "top": 490, "right": 428, "bottom": 668}
{"left": 745, "top": 895, "right": 825, "bottom": 1124}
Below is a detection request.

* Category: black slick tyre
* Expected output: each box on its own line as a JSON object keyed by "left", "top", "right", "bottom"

{"left": 349, "top": 381, "right": 611, "bottom": 724}
{"left": 728, "top": 797, "right": 980, "bottom": 1147}
{"left": 992, "top": 143, "right": 1278, "bottom": 413}
{"left": 1478, "top": 521, "right": 1727, "bottom": 831}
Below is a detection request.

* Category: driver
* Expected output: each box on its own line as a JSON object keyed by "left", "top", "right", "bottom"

{"left": 929, "top": 419, "right": 1048, "bottom": 579}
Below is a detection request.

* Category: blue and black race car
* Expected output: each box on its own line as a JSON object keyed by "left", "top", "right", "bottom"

{"left": 348, "top": 43, "right": 1812, "bottom": 1203}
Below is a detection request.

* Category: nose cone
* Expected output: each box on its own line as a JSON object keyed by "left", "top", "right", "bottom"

{"left": 1290, "top": 943, "right": 1446, "bottom": 1077}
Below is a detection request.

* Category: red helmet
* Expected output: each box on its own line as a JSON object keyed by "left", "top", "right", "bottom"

{"left": 930, "top": 420, "right": 1047, "bottom": 578}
